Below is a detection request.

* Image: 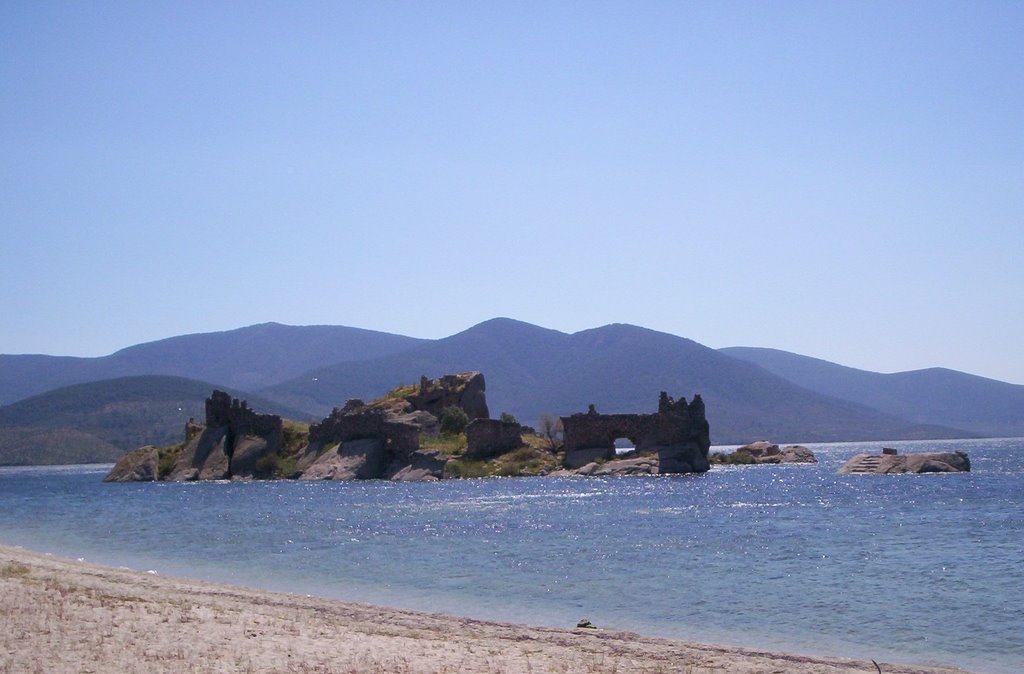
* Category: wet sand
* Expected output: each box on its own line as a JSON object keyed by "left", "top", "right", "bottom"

{"left": 1, "top": 544, "right": 972, "bottom": 674}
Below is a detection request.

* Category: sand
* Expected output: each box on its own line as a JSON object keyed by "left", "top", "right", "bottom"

{"left": 1, "top": 544, "right": 972, "bottom": 674}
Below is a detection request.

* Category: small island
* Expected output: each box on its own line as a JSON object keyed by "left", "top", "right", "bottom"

{"left": 106, "top": 373, "right": 712, "bottom": 482}
{"left": 838, "top": 447, "right": 970, "bottom": 474}
{"left": 711, "top": 440, "right": 817, "bottom": 465}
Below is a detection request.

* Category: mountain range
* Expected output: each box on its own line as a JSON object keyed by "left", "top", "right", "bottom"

{"left": 3, "top": 318, "right": 1021, "bottom": 465}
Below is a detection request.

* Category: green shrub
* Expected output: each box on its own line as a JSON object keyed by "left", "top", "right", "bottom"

{"left": 281, "top": 421, "right": 310, "bottom": 454}
{"left": 439, "top": 406, "right": 469, "bottom": 435}
{"left": 500, "top": 412, "right": 518, "bottom": 425}
{"left": 157, "top": 442, "right": 186, "bottom": 479}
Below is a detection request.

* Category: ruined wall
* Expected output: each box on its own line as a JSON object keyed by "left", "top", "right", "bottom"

{"left": 405, "top": 372, "right": 490, "bottom": 420}
{"left": 309, "top": 406, "right": 420, "bottom": 459}
{"left": 561, "top": 393, "right": 709, "bottom": 455}
{"left": 205, "top": 390, "right": 283, "bottom": 439}
{"left": 464, "top": 418, "right": 524, "bottom": 459}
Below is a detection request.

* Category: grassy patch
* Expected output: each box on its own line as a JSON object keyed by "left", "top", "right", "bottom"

{"left": 281, "top": 420, "right": 310, "bottom": 454}
{"left": 446, "top": 445, "right": 560, "bottom": 478}
{"left": 0, "top": 563, "right": 30, "bottom": 578}
{"left": 157, "top": 441, "right": 187, "bottom": 479}
{"left": 419, "top": 432, "right": 467, "bottom": 456}
{"left": 444, "top": 457, "right": 493, "bottom": 478}
{"left": 382, "top": 384, "right": 417, "bottom": 400}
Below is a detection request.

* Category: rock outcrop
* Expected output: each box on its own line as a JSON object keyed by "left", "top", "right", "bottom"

{"left": 166, "top": 392, "right": 284, "bottom": 481}
{"left": 405, "top": 372, "right": 489, "bottom": 420}
{"left": 838, "top": 449, "right": 970, "bottom": 474}
{"left": 104, "top": 445, "right": 159, "bottom": 482}
{"left": 105, "top": 375, "right": 714, "bottom": 483}
{"left": 288, "top": 372, "right": 501, "bottom": 481}
{"left": 559, "top": 392, "right": 711, "bottom": 475}
{"left": 296, "top": 400, "right": 428, "bottom": 481}
{"left": 713, "top": 441, "right": 817, "bottom": 465}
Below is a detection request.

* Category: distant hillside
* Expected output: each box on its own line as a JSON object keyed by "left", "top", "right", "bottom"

{"left": 0, "top": 428, "right": 123, "bottom": 466}
{"left": 0, "top": 375, "right": 312, "bottom": 464}
{"left": 721, "top": 347, "right": 1024, "bottom": 437}
{"left": 262, "top": 318, "right": 969, "bottom": 444}
{"left": 0, "top": 322, "right": 426, "bottom": 405}
{"left": 4, "top": 319, "right": 1007, "bottom": 461}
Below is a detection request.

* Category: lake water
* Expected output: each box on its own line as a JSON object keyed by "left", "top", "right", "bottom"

{"left": 1, "top": 437, "right": 1021, "bottom": 674}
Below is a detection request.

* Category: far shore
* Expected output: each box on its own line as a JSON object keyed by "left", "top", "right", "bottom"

{"left": 0, "top": 543, "right": 974, "bottom": 674}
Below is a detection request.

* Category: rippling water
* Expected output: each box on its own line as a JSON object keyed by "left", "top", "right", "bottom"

{"left": 1, "top": 437, "right": 1021, "bottom": 673}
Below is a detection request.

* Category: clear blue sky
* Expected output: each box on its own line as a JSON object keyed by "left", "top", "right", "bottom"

{"left": 2, "top": 1, "right": 1022, "bottom": 383}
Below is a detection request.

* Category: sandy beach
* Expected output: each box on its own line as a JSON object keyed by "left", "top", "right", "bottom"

{"left": 1, "top": 544, "right": 972, "bottom": 674}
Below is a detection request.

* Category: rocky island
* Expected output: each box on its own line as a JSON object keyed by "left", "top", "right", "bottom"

{"left": 838, "top": 447, "right": 970, "bottom": 474}
{"left": 105, "top": 373, "right": 712, "bottom": 482}
{"left": 711, "top": 440, "right": 817, "bottom": 465}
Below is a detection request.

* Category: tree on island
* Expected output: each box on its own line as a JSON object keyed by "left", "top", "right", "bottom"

{"left": 538, "top": 414, "right": 563, "bottom": 451}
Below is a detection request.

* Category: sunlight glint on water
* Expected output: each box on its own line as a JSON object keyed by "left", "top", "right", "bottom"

{"left": 1, "top": 437, "right": 1021, "bottom": 674}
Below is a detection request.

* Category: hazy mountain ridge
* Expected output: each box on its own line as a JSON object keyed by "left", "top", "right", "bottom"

{"left": 261, "top": 319, "right": 970, "bottom": 444}
{"left": 2, "top": 318, "right": 1011, "bottom": 465}
{"left": 721, "top": 347, "right": 1024, "bottom": 437}
{"left": 0, "top": 323, "right": 427, "bottom": 405}
{"left": 0, "top": 375, "right": 313, "bottom": 465}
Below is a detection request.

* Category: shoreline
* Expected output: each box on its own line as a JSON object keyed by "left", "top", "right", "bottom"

{"left": 1, "top": 543, "right": 974, "bottom": 674}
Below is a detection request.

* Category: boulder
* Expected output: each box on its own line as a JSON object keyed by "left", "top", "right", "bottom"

{"left": 564, "top": 446, "right": 615, "bottom": 469}
{"left": 104, "top": 446, "right": 159, "bottom": 482}
{"left": 779, "top": 445, "right": 817, "bottom": 463}
{"left": 299, "top": 438, "right": 387, "bottom": 480}
{"left": 838, "top": 450, "right": 970, "bottom": 475}
{"left": 572, "top": 446, "right": 710, "bottom": 476}
{"left": 657, "top": 443, "right": 710, "bottom": 473}
{"left": 578, "top": 456, "right": 659, "bottom": 476}
{"left": 390, "top": 410, "right": 440, "bottom": 436}
{"left": 229, "top": 435, "right": 275, "bottom": 478}
{"left": 716, "top": 441, "right": 816, "bottom": 465}
{"left": 736, "top": 440, "right": 780, "bottom": 458}
{"left": 388, "top": 449, "right": 448, "bottom": 481}
{"left": 406, "top": 372, "right": 489, "bottom": 420}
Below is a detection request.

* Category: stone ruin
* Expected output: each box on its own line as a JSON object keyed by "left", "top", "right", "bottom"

{"left": 294, "top": 372, "right": 495, "bottom": 481}
{"left": 464, "top": 418, "right": 525, "bottom": 459}
{"left": 204, "top": 390, "right": 283, "bottom": 440}
{"left": 162, "top": 391, "right": 285, "bottom": 481}
{"left": 306, "top": 400, "right": 420, "bottom": 460}
{"left": 560, "top": 392, "right": 710, "bottom": 474}
{"left": 405, "top": 372, "right": 489, "bottom": 420}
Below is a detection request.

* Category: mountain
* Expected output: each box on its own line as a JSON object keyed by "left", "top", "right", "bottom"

{"left": 0, "top": 428, "right": 124, "bottom": 466}
{"left": 261, "top": 318, "right": 969, "bottom": 444}
{"left": 720, "top": 347, "right": 1024, "bottom": 438}
{"left": 0, "top": 322, "right": 427, "bottom": 405}
{"left": 0, "top": 375, "right": 312, "bottom": 465}
{"left": 5, "top": 319, "right": 1010, "bottom": 458}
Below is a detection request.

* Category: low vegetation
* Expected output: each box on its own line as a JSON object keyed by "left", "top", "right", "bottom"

{"left": 438, "top": 406, "right": 469, "bottom": 435}
{"left": 709, "top": 450, "right": 757, "bottom": 465}
{"left": 419, "top": 432, "right": 467, "bottom": 455}
{"left": 157, "top": 440, "right": 189, "bottom": 479}
{"left": 444, "top": 438, "right": 560, "bottom": 478}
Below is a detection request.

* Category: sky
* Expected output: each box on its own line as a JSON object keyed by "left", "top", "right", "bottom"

{"left": 1, "top": 1, "right": 1022, "bottom": 383}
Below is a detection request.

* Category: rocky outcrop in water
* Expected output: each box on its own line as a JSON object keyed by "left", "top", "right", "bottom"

{"left": 103, "top": 445, "right": 159, "bottom": 482}
{"left": 104, "top": 373, "right": 513, "bottom": 483}
{"left": 106, "top": 375, "right": 718, "bottom": 482}
{"left": 838, "top": 449, "right": 970, "bottom": 474}
{"left": 711, "top": 441, "right": 817, "bottom": 465}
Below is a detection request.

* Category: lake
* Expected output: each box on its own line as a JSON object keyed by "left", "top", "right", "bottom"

{"left": 1, "top": 437, "right": 1021, "bottom": 674}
